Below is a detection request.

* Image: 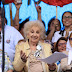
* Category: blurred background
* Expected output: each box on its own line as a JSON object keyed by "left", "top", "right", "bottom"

{"left": 1, "top": 0, "right": 72, "bottom": 31}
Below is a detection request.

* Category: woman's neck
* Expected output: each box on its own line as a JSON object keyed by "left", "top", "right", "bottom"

{"left": 29, "top": 41, "right": 38, "bottom": 51}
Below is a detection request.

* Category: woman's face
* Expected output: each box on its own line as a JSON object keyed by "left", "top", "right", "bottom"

{"left": 50, "top": 19, "right": 60, "bottom": 31}
{"left": 62, "top": 12, "right": 72, "bottom": 27}
{"left": 28, "top": 26, "right": 40, "bottom": 43}
{"left": 58, "top": 40, "right": 67, "bottom": 52}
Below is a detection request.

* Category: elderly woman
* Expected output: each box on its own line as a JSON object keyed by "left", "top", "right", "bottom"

{"left": 13, "top": 20, "right": 56, "bottom": 72}
{"left": 54, "top": 37, "right": 72, "bottom": 72}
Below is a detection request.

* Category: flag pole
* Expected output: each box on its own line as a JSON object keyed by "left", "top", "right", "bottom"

{"left": 56, "top": 6, "right": 57, "bottom": 19}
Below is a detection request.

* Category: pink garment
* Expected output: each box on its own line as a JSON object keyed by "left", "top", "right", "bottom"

{"left": 28, "top": 51, "right": 44, "bottom": 72}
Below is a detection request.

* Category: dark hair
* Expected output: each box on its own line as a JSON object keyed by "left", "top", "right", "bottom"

{"left": 19, "top": 18, "right": 29, "bottom": 31}
{"left": 54, "top": 37, "right": 67, "bottom": 52}
{"left": 59, "top": 11, "right": 72, "bottom": 36}
{"left": 62, "top": 11, "right": 72, "bottom": 25}
{"left": 46, "top": 17, "right": 61, "bottom": 35}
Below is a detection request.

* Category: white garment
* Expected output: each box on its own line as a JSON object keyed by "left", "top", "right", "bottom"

{"left": 0, "top": 67, "right": 2, "bottom": 72}
{"left": 53, "top": 31, "right": 72, "bottom": 43}
{"left": 66, "top": 39, "right": 72, "bottom": 51}
{"left": 68, "top": 50, "right": 72, "bottom": 65}
{"left": 0, "top": 25, "right": 24, "bottom": 62}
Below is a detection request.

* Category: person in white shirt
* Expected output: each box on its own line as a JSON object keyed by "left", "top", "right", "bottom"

{"left": 66, "top": 32, "right": 72, "bottom": 51}
{"left": 53, "top": 11, "right": 72, "bottom": 49}
{"left": 54, "top": 37, "right": 72, "bottom": 72}
{"left": 0, "top": 7, "right": 24, "bottom": 62}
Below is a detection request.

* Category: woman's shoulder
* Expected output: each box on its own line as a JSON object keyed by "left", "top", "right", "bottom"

{"left": 18, "top": 39, "right": 26, "bottom": 45}
{"left": 40, "top": 42, "right": 51, "bottom": 48}
{"left": 16, "top": 40, "right": 29, "bottom": 49}
{"left": 62, "top": 51, "right": 69, "bottom": 55}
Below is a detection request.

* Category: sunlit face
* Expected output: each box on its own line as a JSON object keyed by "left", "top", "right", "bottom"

{"left": 50, "top": 19, "right": 60, "bottom": 31}
{"left": 28, "top": 26, "right": 41, "bottom": 43}
{"left": 58, "top": 40, "right": 67, "bottom": 52}
{"left": 62, "top": 12, "right": 72, "bottom": 27}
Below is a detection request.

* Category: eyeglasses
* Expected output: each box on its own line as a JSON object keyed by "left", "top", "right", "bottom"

{"left": 58, "top": 43, "right": 67, "bottom": 46}
{"left": 69, "top": 38, "right": 72, "bottom": 40}
{"left": 63, "top": 16, "right": 72, "bottom": 19}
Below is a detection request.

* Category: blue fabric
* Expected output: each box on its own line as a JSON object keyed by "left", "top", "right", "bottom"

{"left": 56, "top": 61, "right": 61, "bottom": 65}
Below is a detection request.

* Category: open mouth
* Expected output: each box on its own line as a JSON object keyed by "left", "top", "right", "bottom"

{"left": 31, "top": 36, "right": 38, "bottom": 40}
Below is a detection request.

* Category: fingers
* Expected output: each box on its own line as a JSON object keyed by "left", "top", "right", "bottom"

{"left": 20, "top": 50, "right": 27, "bottom": 62}
{"left": 14, "top": 0, "right": 17, "bottom": 5}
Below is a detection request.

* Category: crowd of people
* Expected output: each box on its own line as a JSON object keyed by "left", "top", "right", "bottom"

{"left": 0, "top": 1, "right": 72, "bottom": 72}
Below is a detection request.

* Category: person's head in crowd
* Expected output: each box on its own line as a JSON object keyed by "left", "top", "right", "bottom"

{"left": 0, "top": 7, "right": 6, "bottom": 31}
{"left": 69, "top": 32, "right": 72, "bottom": 47}
{"left": 62, "top": 11, "right": 72, "bottom": 30}
{"left": 46, "top": 17, "right": 61, "bottom": 35}
{"left": 55, "top": 37, "right": 67, "bottom": 52}
{"left": 19, "top": 18, "right": 29, "bottom": 38}
{"left": 24, "top": 20, "right": 46, "bottom": 42}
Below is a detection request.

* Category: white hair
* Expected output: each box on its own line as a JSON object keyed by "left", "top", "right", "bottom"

{"left": 23, "top": 20, "right": 46, "bottom": 40}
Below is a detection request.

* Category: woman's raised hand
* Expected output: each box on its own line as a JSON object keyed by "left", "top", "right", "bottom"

{"left": 35, "top": 2, "right": 41, "bottom": 13}
{"left": 20, "top": 50, "right": 28, "bottom": 62}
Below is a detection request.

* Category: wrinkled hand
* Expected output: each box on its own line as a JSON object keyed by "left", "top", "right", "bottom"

{"left": 36, "top": 6, "right": 41, "bottom": 13}
{"left": 20, "top": 50, "right": 28, "bottom": 62}
{"left": 14, "top": 0, "right": 22, "bottom": 10}
{"left": 48, "top": 63, "right": 56, "bottom": 71}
